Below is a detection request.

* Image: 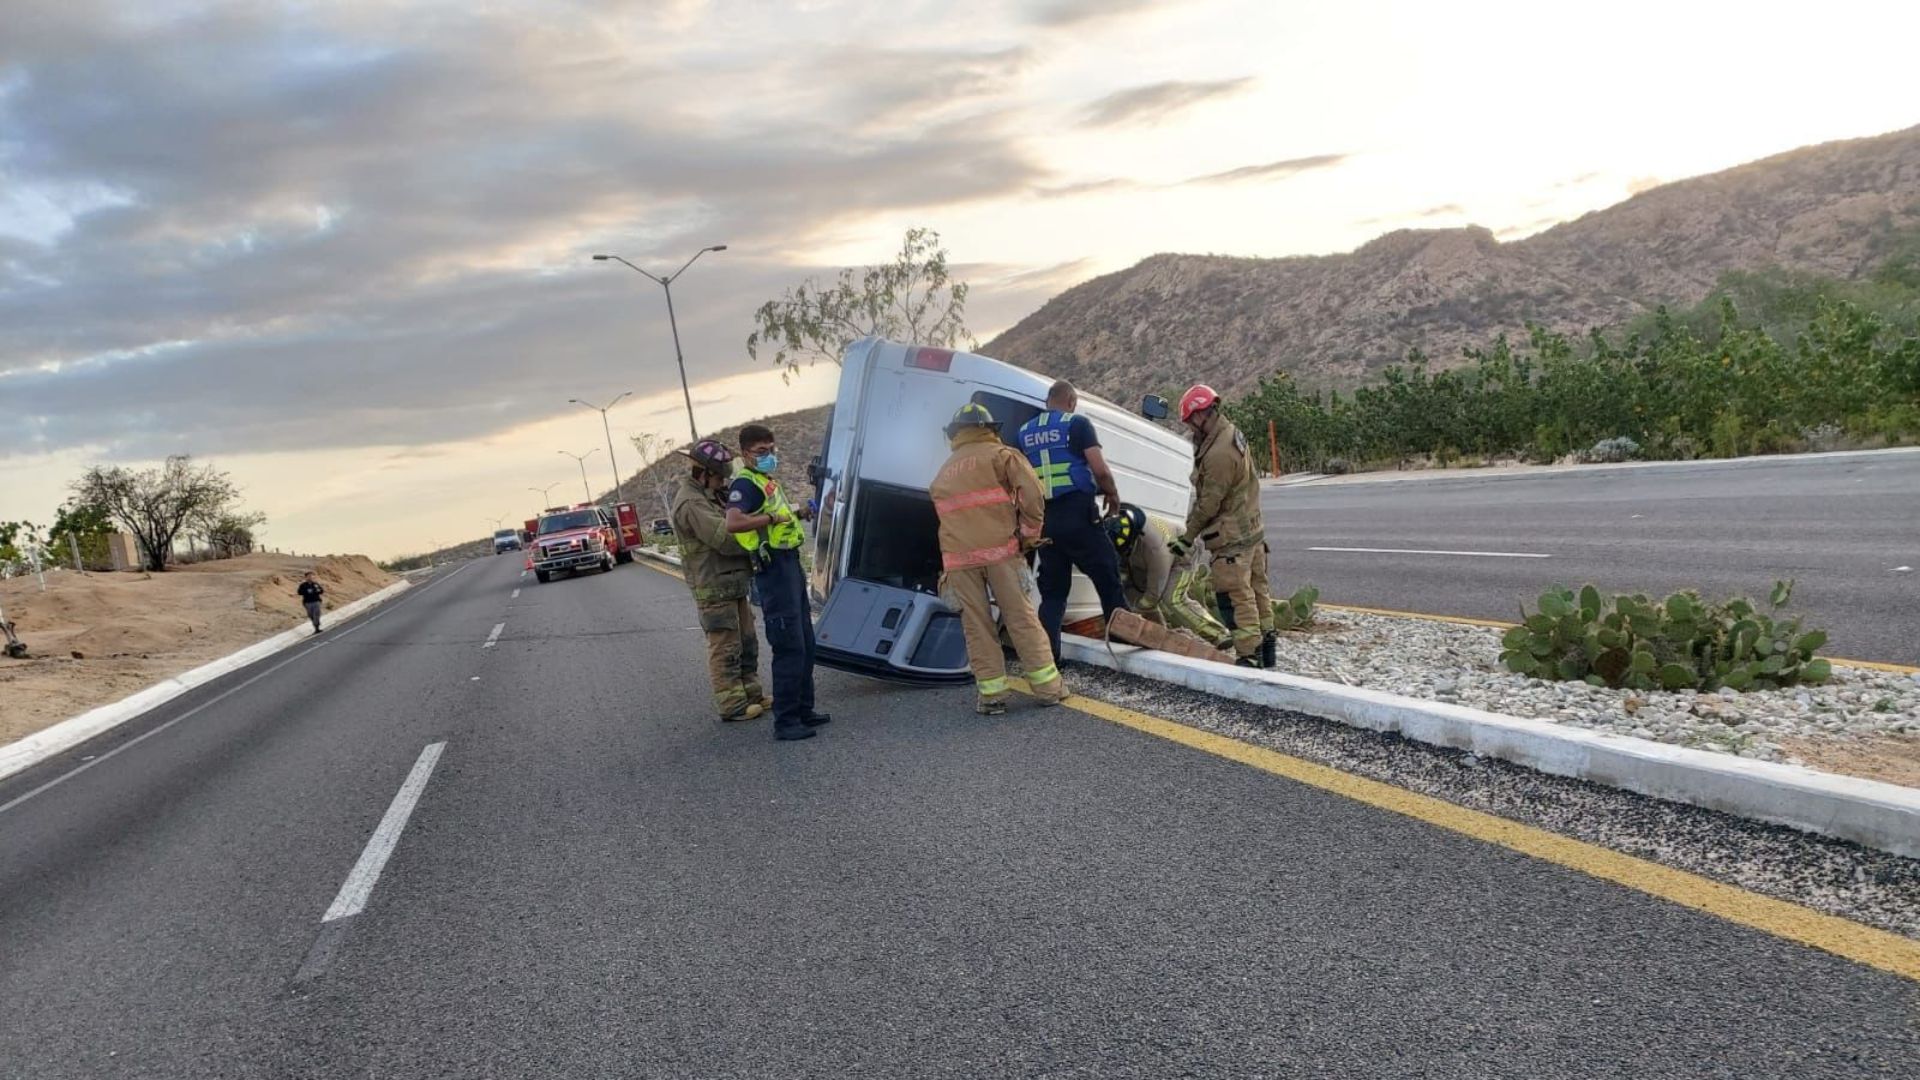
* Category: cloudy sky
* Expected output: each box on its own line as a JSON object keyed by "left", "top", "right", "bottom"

{"left": 3, "top": 0, "right": 1917, "bottom": 559}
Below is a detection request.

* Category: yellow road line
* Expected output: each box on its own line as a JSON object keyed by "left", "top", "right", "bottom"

{"left": 1012, "top": 678, "right": 1920, "bottom": 982}
{"left": 1319, "top": 602, "right": 1920, "bottom": 674}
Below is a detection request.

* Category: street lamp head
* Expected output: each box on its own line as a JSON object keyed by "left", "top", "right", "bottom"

{"left": 708, "top": 245, "right": 728, "bottom": 252}
{"left": 591, "top": 254, "right": 611, "bottom": 261}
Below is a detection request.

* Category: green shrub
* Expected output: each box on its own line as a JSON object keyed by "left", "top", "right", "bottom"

{"left": 1499, "top": 579, "right": 1832, "bottom": 692}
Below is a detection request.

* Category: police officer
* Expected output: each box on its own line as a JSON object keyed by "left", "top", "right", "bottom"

{"left": 724, "top": 423, "right": 830, "bottom": 742}
{"left": 1105, "top": 505, "right": 1232, "bottom": 650}
{"left": 669, "top": 439, "right": 766, "bottom": 723}
{"left": 931, "top": 403, "right": 1066, "bottom": 713}
{"left": 1174, "top": 385, "right": 1275, "bottom": 668}
{"left": 1015, "top": 380, "right": 1129, "bottom": 662}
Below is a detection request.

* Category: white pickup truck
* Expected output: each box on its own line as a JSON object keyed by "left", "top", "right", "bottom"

{"left": 807, "top": 338, "right": 1193, "bottom": 684}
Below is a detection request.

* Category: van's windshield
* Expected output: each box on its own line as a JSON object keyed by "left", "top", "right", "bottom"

{"left": 971, "top": 391, "right": 1042, "bottom": 451}
{"left": 845, "top": 481, "right": 943, "bottom": 594}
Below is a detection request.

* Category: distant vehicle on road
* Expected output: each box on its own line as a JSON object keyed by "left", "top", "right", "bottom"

{"left": 491, "top": 529, "right": 522, "bottom": 554}
{"left": 651, "top": 517, "right": 673, "bottom": 536}
{"left": 529, "top": 502, "right": 645, "bottom": 582}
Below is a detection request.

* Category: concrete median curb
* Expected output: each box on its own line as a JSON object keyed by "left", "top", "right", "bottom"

{"left": 638, "top": 547, "right": 684, "bottom": 568}
{"left": 0, "top": 578, "right": 414, "bottom": 784}
{"left": 1062, "top": 636, "right": 1920, "bottom": 859}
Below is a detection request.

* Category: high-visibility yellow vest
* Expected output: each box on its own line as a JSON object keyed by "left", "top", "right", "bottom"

{"left": 730, "top": 467, "right": 806, "bottom": 553}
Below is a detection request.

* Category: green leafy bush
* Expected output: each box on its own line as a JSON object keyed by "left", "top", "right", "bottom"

{"left": 1499, "top": 580, "right": 1833, "bottom": 692}
{"left": 1226, "top": 250, "right": 1920, "bottom": 474}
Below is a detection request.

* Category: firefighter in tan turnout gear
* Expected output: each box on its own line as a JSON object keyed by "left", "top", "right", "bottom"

{"left": 930, "top": 403, "right": 1068, "bottom": 714}
{"left": 1174, "top": 385, "right": 1276, "bottom": 668}
{"left": 668, "top": 439, "right": 767, "bottom": 721}
{"left": 1106, "top": 505, "right": 1233, "bottom": 650}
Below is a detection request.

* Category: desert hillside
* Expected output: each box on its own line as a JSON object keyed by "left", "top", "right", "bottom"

{"left": 0, "top": 554, "right": 395, "bottom": 745}
{"left": 984, "top": 124, "right": 1920, "bottom": 398}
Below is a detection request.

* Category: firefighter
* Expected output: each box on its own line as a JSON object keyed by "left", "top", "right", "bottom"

{"left": 1105, "top": 505, "right": 1232, "bottom": 650}
{"left": 669, "top": 439, "right": 766, "bottom": 722}
{"left": 724, "top": 423, "right": 830, "bottom": 742}
{"left": 932, "top": 402, "right": 1067, "bottom": 714}
{"left": 1014, "top": 380, "right": 1130, "bottom": 662}
{"left": 1173, "top": 385, "right": 1275, "bottom": 668}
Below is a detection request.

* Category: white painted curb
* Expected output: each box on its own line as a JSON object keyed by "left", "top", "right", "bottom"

{"left": 638, "top": 547, "right": 684, "bottom": 568}
{"left": 0, "top": 579, "right": 414, "bottom": 783}
{"left": 1063, "top": 636, "right": 1920, "bottom": 859}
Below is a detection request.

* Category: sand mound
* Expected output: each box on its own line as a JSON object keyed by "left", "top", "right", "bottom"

{"left": 0, "top": 554, "right": 396, "bottom": 747}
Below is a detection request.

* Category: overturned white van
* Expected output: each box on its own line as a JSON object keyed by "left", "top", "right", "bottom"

{"left": 807, "top": 338, "right": 1193, "bottom": 683}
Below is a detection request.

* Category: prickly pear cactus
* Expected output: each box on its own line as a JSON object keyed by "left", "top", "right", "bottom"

{"left": 1496, "top": 578, "right": 1833, "bottom": 693}
{"left": 1270, "top": 585, "right": 1320, "bottom": 632}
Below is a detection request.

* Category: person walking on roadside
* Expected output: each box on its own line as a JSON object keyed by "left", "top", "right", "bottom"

{"left": 670, "top": 439, "right": 767, "bottom": 723}
{"left": 725, "top": 422, "right": 830, "bottom": 742}
{"left": 1105, "top": 505, "right": 1233, "bottom": 650}
{"left": 1174, "top": 385, "right": 1275, "bottom": 668}
{"left": 932, "top": 403, "right": 1067, "bottom": 714}
{"left": 1014, "top": 380, "right": 1129, "bottom": 662}
{"left": 297, "top": 571, "right": 326, "bottom": 634}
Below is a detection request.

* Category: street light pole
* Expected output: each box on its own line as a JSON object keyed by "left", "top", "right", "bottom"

{"left": 592, "top": 246, "right": 727, "bottom": 445}
{"left": 570, "top": 392, "right": 632, "bottom": 506}
{"left": 528, "top": 483, "right": 560, "bottom": 517}
{"left": 559, "top": 449, "right": 600, "bottom": 505}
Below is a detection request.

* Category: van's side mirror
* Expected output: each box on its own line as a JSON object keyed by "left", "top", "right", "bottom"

{"left": 1141, "top": 394, "right": 1171, "bottom": 421}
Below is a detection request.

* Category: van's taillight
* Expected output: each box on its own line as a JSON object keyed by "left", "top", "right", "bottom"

{"left": 907, "top": 348, "right": 954, "bottom": 372}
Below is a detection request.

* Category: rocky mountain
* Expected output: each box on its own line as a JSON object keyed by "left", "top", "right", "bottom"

{"left": 983, "top": 124, "right": 1920, "bottom": 399}
{"left": 615, "top": 402, "right": 831, "bottom": 518}
{"left": 590, "top": 124, "right": 1920, "bottom": 516}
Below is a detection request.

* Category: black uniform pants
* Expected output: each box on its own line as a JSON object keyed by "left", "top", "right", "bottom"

{"left": 1036, "top": 491, "right": 1128, "bottom": 662}
{"left": 756, "top": 548, "right": 817, "bottom": 731}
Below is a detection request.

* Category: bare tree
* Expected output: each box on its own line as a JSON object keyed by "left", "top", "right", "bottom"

{"left": 74, "top": 456, "right": 242, "bottom": 572}
{"left": 748, "top": 227, "right": 974, "bottom": 382}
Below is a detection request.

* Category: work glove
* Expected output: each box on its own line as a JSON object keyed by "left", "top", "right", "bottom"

{"left": 1137, "top": 593, "right": 1160, "bottom": 613}
{"left": 1168, "top": 535, "right": 1192, "bottom": 558}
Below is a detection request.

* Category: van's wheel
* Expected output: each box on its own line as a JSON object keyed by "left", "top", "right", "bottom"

{"left": 534, "top": 569, "right": 551, "bottom": 583}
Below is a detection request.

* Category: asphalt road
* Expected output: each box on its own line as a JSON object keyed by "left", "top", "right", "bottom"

{"left": 1262, "top": 449, "right": 1920, "bottom": 665}
{"left": 2, "top": 553, "right": 1916, "bottom": 1078}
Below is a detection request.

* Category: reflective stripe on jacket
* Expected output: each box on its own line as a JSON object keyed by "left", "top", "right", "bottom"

{"left": 1015, "top": 410, "right": 1096, "bottom": 499}
{"left": 931, "top": 427, "right": 1045, "bottom": 571}
{"left": 729, "top": 467, "right": 806, "bottom": 553}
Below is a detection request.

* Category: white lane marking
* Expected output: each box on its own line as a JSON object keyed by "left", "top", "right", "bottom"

{"left": 0, "top": 558, "right": 475, "bottom": 815}
{"left": 1307, "top": 546, "right": 1552, "bottom": 559}
{"left": 510, "top": 588, "right": 520, "bottom": 599}
{"left": 482, "top": 622, "right": 505, "bottom": 649}
{"left": 0, "top": 643, "right": 328, "bottom": 816}
{"left": 322, "top": 742, "right": 446, "bottom": 922}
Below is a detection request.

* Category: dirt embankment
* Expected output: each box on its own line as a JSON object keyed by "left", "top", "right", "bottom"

{"left": 0, "top": 554, "right": 394, "bottom": 747}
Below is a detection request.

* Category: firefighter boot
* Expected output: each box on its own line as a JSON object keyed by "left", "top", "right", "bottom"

{"left": 1261, "top": 630, "right": 1278, "bottom": 670}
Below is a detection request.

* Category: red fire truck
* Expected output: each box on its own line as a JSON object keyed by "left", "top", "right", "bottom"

{"left": 527, "top": 502, "right": 644, "bottom": 582}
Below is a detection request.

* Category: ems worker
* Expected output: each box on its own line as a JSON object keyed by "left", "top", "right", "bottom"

{"left": 1105, "top": 505, "right": 1233, "bottom": 650}
{"left": 1015, "top": 380, "right": 1130, "bottom": 662}
{"left": 669, "top": 439, "right": 766, "bottom": 723}
{"left": 931, "top": 403, "right": 1066, "bottom": 713}
{"left": 1174, "top": 385, "right": 1275, "bottom": 668}
{"left": 724, "top": 423, "right": 830, "bottom": 742}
